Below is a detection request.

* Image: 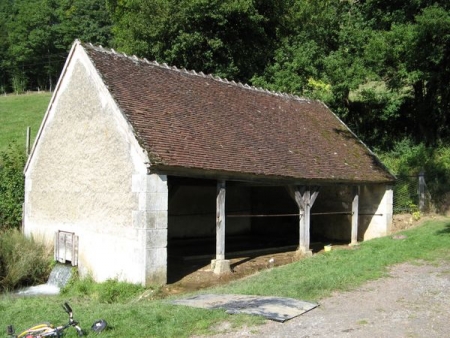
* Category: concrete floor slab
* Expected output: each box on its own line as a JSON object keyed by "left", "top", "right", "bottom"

{"left": 170, "top": 294, "right": 318, "bottom": 322}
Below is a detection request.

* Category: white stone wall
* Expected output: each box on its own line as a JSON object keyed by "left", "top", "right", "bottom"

{"left": 361, "top": 184, "right": 393, "bottom": 240}
{"left": 312, "top": 184, "right": 393, "bottom": 242}
{"left": 132, "top": 173, "right": 168, "bottom": 285}
{"left": 24, "top": 43, "right": 168, "bottom": 285}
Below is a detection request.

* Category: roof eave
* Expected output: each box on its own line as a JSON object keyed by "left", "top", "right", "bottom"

{"left": 151, "top": 165, "right": 396, "bottom": 186}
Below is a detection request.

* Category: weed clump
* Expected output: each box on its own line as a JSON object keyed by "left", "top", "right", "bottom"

{"left": 61, "top": 273, "right": 146, "bottom": 304}
{"left": 0, "top": 228, "right": 52, "bottom": 292}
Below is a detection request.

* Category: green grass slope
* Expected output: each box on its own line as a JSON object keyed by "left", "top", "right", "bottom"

{"left": 1, "top": 218, "right": 450, "bottom": 337}
{"left": 0, "top": 92, "right": 51, "bottom": 153}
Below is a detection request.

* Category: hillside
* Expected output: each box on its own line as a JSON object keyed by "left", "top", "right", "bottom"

{"left": 0, "top": 92, "right": 51, "bottom": 153}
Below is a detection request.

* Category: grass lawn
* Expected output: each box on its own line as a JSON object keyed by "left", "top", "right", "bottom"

{"left": 0, "top": 92, "right": 51, "bottom": 154}
{"left": 1, "top": 217, "right": 450, "bottom": 337}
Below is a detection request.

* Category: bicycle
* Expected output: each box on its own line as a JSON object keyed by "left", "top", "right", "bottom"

{"left": 6, "top": 302, "right": 83, "bottom": 337}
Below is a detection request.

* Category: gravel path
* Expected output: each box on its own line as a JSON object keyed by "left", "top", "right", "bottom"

{"left": 202, "top": 260, "right": 450, "bottom": 338}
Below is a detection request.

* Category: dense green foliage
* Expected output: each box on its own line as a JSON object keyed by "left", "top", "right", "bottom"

{"left": 0, "top": 228, "right": 51, "bottom": 292}
{"left": 0, "top": 143, "right": 26, "bottom": 229}
{"left": 0, "top": 93, "right": 50, "bottom": 230}
{"left": 107, "top": 0, "right": 286, "bottom": 82}
{"left": 379, "top": 141, "right": 450, "bottom": 213}
{"left": 1, "top": 0, "right": 449, "bottom": 150}
{"left": 0, "top": 0, "right": 112, "bottom": 93}
{"left": 1, "top": 218, "right": 450, "bottom": 336}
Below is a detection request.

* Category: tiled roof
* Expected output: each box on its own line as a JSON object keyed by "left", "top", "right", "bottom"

{"left": 82, "top": 42, "right": 395, "bottom": 184}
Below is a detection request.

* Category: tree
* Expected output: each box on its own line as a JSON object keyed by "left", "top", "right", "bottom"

{"left": 3, "top": 0, "right": 112, "bottom": 92}
{"left": 370, "top": 6, "right": 450, "bottom": 146}
{"left": 252, "top": 0, "right": 382, "bottom": 140}
{"left": 0, "top": 0, "right": 12, "bottom": 92}
{"left": 253, "top": 1, "right": 450, "bottom": 149}
{"left": 107, "top": 0, "right": 288, "bottom": 82}
{"left": 409, "top": 6, "right": 450, "bottom": 145}
{"left": 5, "top": 0, "right": 62, "bottom": 91}
{"left": 54, "top": 0, "right": 112, "bottom": 48}
{"left": 360, "top": 0, "right": 450, "bottom": 29}
{"left": 251, "top": 0, "right": 340, "bottom": 95}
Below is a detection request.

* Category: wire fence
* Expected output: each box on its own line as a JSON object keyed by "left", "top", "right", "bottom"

{"left": 393, "top": 173, "right": 432, "bottom": 214}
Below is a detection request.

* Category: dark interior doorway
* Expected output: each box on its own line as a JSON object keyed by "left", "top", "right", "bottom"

{"left": 167, "top": 178, "right": 304, "bottom": 283}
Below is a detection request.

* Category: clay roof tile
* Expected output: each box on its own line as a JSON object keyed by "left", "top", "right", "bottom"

{"left": 83, "top": 43, "right": 394, "bottom": 184}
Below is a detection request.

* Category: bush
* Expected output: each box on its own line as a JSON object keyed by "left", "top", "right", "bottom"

{"left": 0, "top": 143, "right": 26, "bottom": 229}
{"left": 379, "top": 139, "right": 450, "bottom": 213}
{"left": 0, "top": 228, "right": 52, "bottom": 292}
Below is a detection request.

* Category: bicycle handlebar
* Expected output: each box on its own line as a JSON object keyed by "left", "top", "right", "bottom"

{"left": 63, "top": 302, "right": 72, "bottom": 314}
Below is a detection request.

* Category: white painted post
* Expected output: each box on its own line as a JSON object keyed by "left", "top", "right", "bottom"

{"left": 350, "top": 186, "right": 360, "bottom": 246}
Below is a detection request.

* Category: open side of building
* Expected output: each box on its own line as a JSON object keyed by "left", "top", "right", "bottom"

{"left": 24, "top": 40, "right": 395, "bottom": 286}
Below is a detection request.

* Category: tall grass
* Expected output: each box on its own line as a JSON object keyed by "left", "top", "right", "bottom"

{"left": 0, "top": 229, "right": 52, "bottom": 291}
{"left": 61, "top": 276, "right": 147, "bottom": 304}
{"left": 1, "top": 218, "right": 450, "bottom": 337}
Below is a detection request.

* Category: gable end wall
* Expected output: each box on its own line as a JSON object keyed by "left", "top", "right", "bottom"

{"left": 24, "top": 44, "right": 168, "bottom": 285}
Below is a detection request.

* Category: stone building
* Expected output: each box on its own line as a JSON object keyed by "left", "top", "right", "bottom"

{"left": 23, "top": 40, "right": 395, "bottom": 286}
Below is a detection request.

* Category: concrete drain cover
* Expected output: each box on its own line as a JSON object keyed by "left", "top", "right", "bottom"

{"left": 170, "top": 294, "right": 318, "bottom": 322}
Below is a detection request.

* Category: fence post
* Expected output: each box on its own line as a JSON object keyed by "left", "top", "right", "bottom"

{"left": 26, "top": 126, "right": 31, "bottom": 156}
{"left": 418, "top": 171, "right": 425, "bottom": 212}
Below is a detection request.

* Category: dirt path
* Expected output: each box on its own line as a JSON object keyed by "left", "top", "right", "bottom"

{"left": 200, "top": 260, "right": 450, "bottom": 338}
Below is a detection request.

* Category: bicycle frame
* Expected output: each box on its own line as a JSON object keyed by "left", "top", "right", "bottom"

{"left": 7, "top": 303, "right": 83, "bottom": 337}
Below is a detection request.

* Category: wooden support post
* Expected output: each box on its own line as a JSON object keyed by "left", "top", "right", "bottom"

{"left": 299, "top": 189, "right": 310, "bottom": 253}
{"left": 212, "top": 180, "right": 230, "bottom": 274}
{"left": 216, "top": 180, "right": 226, "bottom": 261}
{"left": 289, "top": 186, "right": 319, "bottom": 256}
{"left": 418, "top": 171, "right": 425, "bottom": 212}
{"left": 350, "top": 186, "right": 360, "bottom": 246}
